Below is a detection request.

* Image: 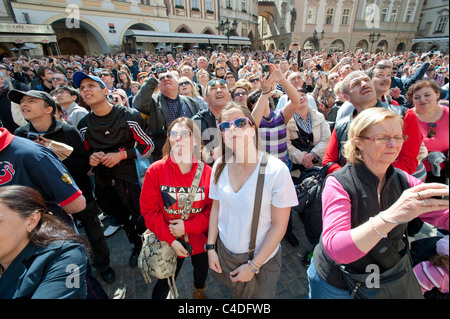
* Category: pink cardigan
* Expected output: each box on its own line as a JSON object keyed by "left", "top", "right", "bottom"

{"left": 321, "top": 172, "right": 449, "bottom": 264}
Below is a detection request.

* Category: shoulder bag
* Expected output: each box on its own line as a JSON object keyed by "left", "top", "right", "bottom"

{"left": 215, "top": 154, "right": 268, "bottom": 299}
{"left": 137, "top": 161, "right": 205, "bottom": 299}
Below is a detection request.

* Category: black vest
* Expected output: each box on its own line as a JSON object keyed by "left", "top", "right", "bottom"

{"left": 313, "top": 161, "right": 410, "bottom": 290}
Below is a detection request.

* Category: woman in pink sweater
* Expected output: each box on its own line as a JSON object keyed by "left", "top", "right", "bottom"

{"left": 308, "top": 108, "right": 449, "bottom": 299}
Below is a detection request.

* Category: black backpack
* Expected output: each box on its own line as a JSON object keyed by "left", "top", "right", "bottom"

{"left": 292, "top": 162, "right": 334, "bottom": 246}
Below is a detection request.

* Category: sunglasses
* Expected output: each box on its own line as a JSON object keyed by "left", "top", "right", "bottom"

{"left": 207, "top": 79, "right": 227, "bottom": 87}
{"left": 217, "top": 117, "right": 253, "bottom": 133}
{"left": 178, "top": 81, "right": 191, "bottom": 87}
{"left": 159, "top": 74, "right": 174, "bottom": 81}
{"left": 250, "top": 78, "right": 260, "bottom": 83}
{"left": 168, "top": 130, "right": 191, "bottom": 139}
{"left": 427, "top": 123, "right": 437, "bottom": 138}
{"left": 233, "top": 91, "right": 248, "bottom": 97}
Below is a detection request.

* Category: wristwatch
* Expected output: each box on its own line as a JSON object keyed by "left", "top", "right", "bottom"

{"left": 204, "top": 244, "right": 216, "bottom": 251}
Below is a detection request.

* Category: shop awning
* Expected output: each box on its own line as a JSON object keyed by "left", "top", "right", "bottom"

{"left": 124, "top": 30, "right": 251, "bottom": 46}
{"left": 412, "top": 37, "right": 448, "bottom": 43}
{"left": 0, "top": 34, "right": 57, "bottom": 44}
{"left": 0, "top": 23, "right": 57, "bottom": 43}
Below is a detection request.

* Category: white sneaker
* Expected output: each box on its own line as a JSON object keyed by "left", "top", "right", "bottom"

{"left": 104, "top": 224, "right": 122, "bottom": 237}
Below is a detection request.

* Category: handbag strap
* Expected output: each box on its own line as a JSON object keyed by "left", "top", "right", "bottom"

{"left": 180, "top": 161, "right": 205, "bottom": 221}
{"left": 248, "top": 153, "right": 268, "bottom": 260}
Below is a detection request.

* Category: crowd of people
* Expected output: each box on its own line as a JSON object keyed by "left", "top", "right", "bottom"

{"left": 0, "top": 45, "right": 449, "bottom": 299}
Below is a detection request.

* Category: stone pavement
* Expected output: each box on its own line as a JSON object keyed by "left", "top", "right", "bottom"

{"left": 82, "top": 210, "right": 312, "bottom": 299}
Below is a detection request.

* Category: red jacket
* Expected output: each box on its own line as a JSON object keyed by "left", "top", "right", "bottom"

{"left": 140, "top": 157, "right": 212, "bottom": 256}
{"left": 323, "top": 108, "right": 422, "bottom": 175}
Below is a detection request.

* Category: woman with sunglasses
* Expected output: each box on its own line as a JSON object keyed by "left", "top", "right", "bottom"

{"left": 140, "top": 117, "right": 212, "bottom": 299}
{"left": 407, "top": 79, "right": 449, "bottom": 183}
{"left": 178, "top": 76, "right": 207, "bottom": 110}
{"left": 207, "top": 103, "right": 298, "bottom": 299}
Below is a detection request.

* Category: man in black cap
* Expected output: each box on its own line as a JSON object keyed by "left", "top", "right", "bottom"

{"left": 9, "top": 88, "right": 116, "bottom": 285}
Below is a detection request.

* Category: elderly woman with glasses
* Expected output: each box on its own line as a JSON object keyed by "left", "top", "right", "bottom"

{"left": 307, "top": 107, "right": 449, "bottom": 299}
{"left": 178, "top": 76, "right": 207, "bottom": 110}
{"left": 140, "top": 117, "right": 212, "bottom": 299}
{"left": 407, "top": 79, "right": 449, "bottom": 184}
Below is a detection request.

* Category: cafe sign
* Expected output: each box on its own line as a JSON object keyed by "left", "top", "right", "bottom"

{"left": 0, "top": 23, "right": 55, "bottom": 34}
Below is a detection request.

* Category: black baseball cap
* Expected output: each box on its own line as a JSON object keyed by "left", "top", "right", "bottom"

{"left": 7, "top": 89, "right": 56, "bottom": 113}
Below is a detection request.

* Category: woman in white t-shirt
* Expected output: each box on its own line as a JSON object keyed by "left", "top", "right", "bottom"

{"left": 206, "top": 102, "right": 298, "bottom": 299}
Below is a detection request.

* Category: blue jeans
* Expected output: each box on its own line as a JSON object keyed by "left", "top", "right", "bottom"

{"left": 307, "top": 258, "right": 351, "bottom": 299}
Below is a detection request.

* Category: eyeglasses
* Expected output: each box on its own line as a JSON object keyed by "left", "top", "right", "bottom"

{"left": 250, "top": 78, "right": 260, "bottom": 83}
{"left": 168, "top": 130, "right": 191, "bottom": 139}
{"left": 178, "top": 81, "right": 191, "bottom": 87}
{"left": 216, "top": 67, "right": 225, "bottom": 71}
{"left": 138, "top": 75, "right": 147, "bottom": 80}
{"left": 52, "top": 77, "right": 63, "bottom": 81}
{"left": 233, "top": 91, "right": 248, "bottom": 97}
{"left": 427, "top": 123, "right": 437, "bottom": 138}
{"left": 358, "top": 135, "right": 408, "bottom": 144}
{"left": 55, "top": 90, "right": 69, "bottom": 95}
{"left": 217, "top": 117, "right": 253, "bottom": 133}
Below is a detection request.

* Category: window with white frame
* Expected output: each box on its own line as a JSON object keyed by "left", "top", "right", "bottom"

{"left": 405, "top": 10, "right": 413, "bottom": 23}
{"left": 326, "top": 8, "right": 334, "bottom": 24}
{"left": 341, "top": 8, "right": 350, "bottom": 25}
{"left": 435, "top": 17, "right": 448, "bottom": 33}
{"left": 390, "top": 9, "right": 398, "bottom": 22}
{"left": 381, "top": 8, "right": 388, "bottom": 22}
{"left": 307, "top": 7, "right": 316, "bottom": 24}
{"left": 241, "top": 0, "right": 247, "bottom": 12}
{"left": 206, "top": 0, "right": 213, "bottom": 12}
{"left": 175, "top": 0, "right": 183, "bottom": 7}
{"left": 192, "top": 0, "right": 199, "bottom": 9}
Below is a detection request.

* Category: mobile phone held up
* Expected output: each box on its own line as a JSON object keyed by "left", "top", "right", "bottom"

{"left": 263, "top": 64, "right": 271, "bottom": 78}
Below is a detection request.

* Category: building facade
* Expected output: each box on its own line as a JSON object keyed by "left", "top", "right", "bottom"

{"left": 412, "top": 0, "right": 449, "bottom": 53}
{"left": 258, "top": 0, "right": 426, "bottom": 54}
{"left": 1, "top": 0, "right": 255, "bottom": 57}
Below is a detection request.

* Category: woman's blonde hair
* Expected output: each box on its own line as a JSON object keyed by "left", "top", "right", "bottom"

{"left": 342, "top": 108, "right": 404, "bottom": 164}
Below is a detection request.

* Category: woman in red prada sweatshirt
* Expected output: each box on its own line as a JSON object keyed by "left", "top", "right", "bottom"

{"left": 140, "top": 117, "right": 212, "bottom": 299}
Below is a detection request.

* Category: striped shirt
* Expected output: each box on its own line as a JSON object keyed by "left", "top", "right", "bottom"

{"left": 259, "top": 109, "right": 288, "bottom": 162}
